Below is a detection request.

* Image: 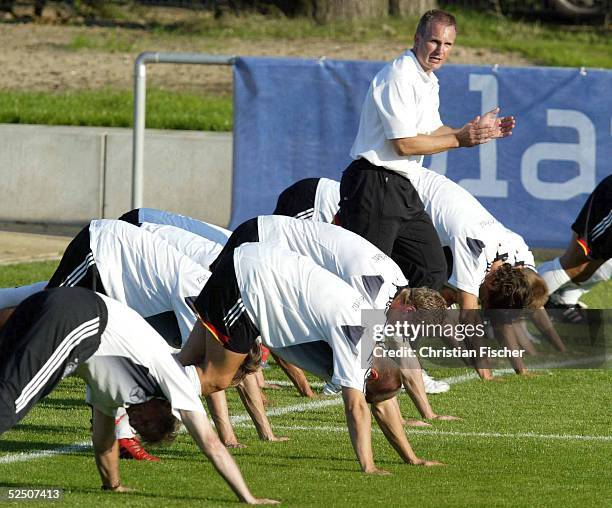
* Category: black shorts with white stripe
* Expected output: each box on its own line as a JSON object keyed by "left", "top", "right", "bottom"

{"left": 572, "top": 175, "right": 612, "bottom": 260}
{"left": 47, "top": 225, "right": 106, "bottom": 293}
{"left": 0, "top": 287, "right": 107, "bottom": 434}
{"left": 193, "top": 248, "right": 259, "bottom": 355}
{"left": 273, "top": 177, "right": 319, "bottom": 220}
{"left": 209, "top": 217, "right": 259, "bottom": 272}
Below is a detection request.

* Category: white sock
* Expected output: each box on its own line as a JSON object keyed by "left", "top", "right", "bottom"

{"left": 115, "top": 407, "right": 135, "bottom": 440}
{"left": 538, "top": 258, "right": 571, "bottom": 295}
{"left": 0, "top": 281, "right": 48, "bottom": 309}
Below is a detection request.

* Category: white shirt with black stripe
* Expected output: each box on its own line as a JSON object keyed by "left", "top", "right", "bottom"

{"left": 257, "top": 215, "right": 406, "bottom": 309}
{"left": 77, "top": 294, "right": 204, "bottom": 420}
{"left": 88, "top": 219, "right": 210, "bottom": 344}
{"left": 405, "top": 170, "right": 533, "bottom": 297}
{"left": 302, "top": 178, "right": 340, "bottom": 223}
{"left": 233, "top": 242, "right": 372, "bottom": 392}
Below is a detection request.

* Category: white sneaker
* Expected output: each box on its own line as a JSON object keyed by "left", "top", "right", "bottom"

{"left": 422, "top": 371, "right": 450, "bottom": 394}
{"left": 322, "top": 381, "right": 342, "bottom": 396}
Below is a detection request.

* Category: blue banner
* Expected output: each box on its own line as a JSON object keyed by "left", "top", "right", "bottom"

{"left": 232, "top": 56, "right": 611, "bottom": 248}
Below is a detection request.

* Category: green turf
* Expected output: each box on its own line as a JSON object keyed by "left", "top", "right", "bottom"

{"left": 0, "top": 262, "right": 610, "bottom": 506}
{"left": 0, "top": 89, "right": 232, "bottom": 131}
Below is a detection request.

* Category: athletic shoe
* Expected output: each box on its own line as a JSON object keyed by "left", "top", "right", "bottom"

{"left": 422, "top": 371, "right": 450, "bottom": 394}
{"left": 545, "top": 300, "right": 588, "bottom": 324}
{"left": 322, "top": 381, "right": 342, "bottom": 396}
{"left": 118, "top": 437, "right": 160, "bottom": 462}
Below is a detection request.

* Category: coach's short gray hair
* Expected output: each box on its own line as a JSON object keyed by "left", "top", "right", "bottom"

{"left": 416, "top": 9, "right": 457, "bottom": 37}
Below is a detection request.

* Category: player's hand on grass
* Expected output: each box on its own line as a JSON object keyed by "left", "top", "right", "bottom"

{"left": 403, "top": 418, "right": 432, "bottom": 427}
{"left": 225, "top": 441, "right": 247, "bottom": 449}
{"left": 364, "top": 466, "right": 391, "bottom": 475}
{"left": 247, "top": 498, "right": 281, "bottom": 505}
{"left": 430, "top": 414, "right": 461, "bottom": 421}
{"left": 263, "top": 435, "right": 290, "bottom": 442}
{"left": 415, "top": 459, "right": 444, "bottom": 467}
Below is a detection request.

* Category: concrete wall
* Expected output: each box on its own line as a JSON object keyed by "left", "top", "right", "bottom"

{"left": 0, "top": 124, "right": 233, "bottom": 228}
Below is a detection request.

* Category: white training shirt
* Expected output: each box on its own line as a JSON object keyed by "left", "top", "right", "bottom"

{"left": 234, "top": 243, "right": 372, "bottom": 392}
{"left": 88, "top": 219, "right": 210, "bottom": 344}
{"left": 351, "top": 50, "right": 443, "bottom": 176}
{"left": 77, "top": 294, "right": 203, "bottom": 420}
{"left": 139, "top": 222, "right": 225, "bottom": 269}
{"left": 257, "top": 215, "right": 407, "bottom": 309}
{"left": 503, "top": 228, "right": 536, "bottom": 270}
{"left": 313, "top": 178, "right": 341, "bottom": 223}
{"left": 137, "top": 208, "right": 232, "bottom": 247}
{"left": 406, "top": 170, "right": 516, "bottom": 296}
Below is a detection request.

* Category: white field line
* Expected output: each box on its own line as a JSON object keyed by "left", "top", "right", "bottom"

{"left": 232, "top": 423, "right": 612, "bottom": 443}
{"left": 1, "top": 355, "right": 610, "bottom": 464}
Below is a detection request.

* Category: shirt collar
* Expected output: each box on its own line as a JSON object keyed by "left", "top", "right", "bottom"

{"left": 408, "top": 49, "right": 439, "bottom": 85}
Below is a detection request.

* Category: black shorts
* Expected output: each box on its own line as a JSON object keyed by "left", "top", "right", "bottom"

{"left": 117, "top": 208, "right": 142, "bottom": 226}
{"left": 193, "top": 249, "right": 260, "bottom": 354}
{"left": 572, "top": 175, "right": 612, "bottom": 260}
{"left": 337, "top": 158, "right": 447, "bottom": 290}
{"left": 0, "top": 288, "right": 107, "bottom": 434}
{"left": 273, "top": 178, "right": 319, "bottom": 220}
{"left": 47, "top": 225, "right": 106, "bottom": 293}
{"left": 209, "top": 217, "right": 259, "bottom": 272}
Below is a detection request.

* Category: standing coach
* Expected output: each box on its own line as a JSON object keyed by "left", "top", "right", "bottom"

{"left": 337, "top": 9, "right": 515, "bottom": 290}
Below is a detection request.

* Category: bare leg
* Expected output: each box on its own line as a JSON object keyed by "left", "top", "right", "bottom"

{"left": 176, "top": 320, "right": 208, "bottom": 366}
{"left": 199, "top": 330, "right": 248, "bottom": 396}
{"left": 530, "top": 308, "right": 567, "bottom": 353}
{"left": 560, "top": 233, "right": 606, "bottom": 283}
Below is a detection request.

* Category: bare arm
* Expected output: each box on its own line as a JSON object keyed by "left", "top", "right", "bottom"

{"left": 371, "top": 396, "right": 442, "bottom": 466}
{"left": 179, "top": 409, "right": 279, "bottom": 505}
{"left": 492, "top": 320, "right": 528, "bottom": 374}
{"left": 456, "top": 290, "right": 493, "bottom": 380}
{"left": 341, "top": 387, "right": 385, "bottom": 474}
{"left": 269, "top": 352, "right": 315, "bottom": 397}
{"left": 236, "top": 373, "right": 289, "bottom": 442}
{"left": 205, "top": 390, "right": 244, "bottom": 448}
{"left": 399, "top": 369, "right": 459, "bottom": 421}
{"left": 92, "top": 407, "right": 129, "bottom": 492}
{"left": 530, "top": 308, "right": 567, "bottom": 353}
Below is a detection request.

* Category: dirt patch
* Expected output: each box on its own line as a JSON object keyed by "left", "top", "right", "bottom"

{"left": 0, "top": 23, "right": 532, "bottom": 95}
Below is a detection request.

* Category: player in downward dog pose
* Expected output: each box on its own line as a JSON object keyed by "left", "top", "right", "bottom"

{"left": 0, "top": 287, "right": 277, "bottom": 504}
{"left": 1, "top": 219, "right": 285, "bottom": 457}
{"left": 211, "top": 214, "right": 458, "bottom": 424}
{"left": 118, "top": 207, "right": 316, "bottom": 399}
{"left": 274, "top": 178, "right": 449, "bottom": 394}
{"left": 179, "top": 240, "right": 448, "bottom": 473}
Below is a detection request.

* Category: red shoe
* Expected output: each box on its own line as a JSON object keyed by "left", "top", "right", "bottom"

{"left": 118, "top": 437, "right": 160, "bottom": 462}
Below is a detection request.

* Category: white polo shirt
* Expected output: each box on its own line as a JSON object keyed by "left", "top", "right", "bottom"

{"left": 351, "top": 50, "right": 443, "bottom": 176}
{"left": 406, "top": 170, "right": 512, "bottom": 296}
{"left": 88, "top": 220, "right": 210, "bottom": 344}
{"left": 257, "top": 215, "right": 407, "bottom": 309}
{"left": 233, "top": 243, "right": 372, "bottom": 392}
{"left": 78, "top": 294, "right": 204, "bottom": 420}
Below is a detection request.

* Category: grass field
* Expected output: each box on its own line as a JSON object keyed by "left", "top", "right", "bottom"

{"left": 0, "top": 262, "right": 610, "bottom": 506}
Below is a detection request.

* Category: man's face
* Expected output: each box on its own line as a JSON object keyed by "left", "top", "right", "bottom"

{"left": 413, "top": 21, "right": 456, "bottom": 74}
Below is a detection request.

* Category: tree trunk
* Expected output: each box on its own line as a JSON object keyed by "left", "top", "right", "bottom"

{"left": 312, "top": 0, "right": 388, "bottom": 23}
{"left": 389, "top": 0, "right": 438, "bottom": 17}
